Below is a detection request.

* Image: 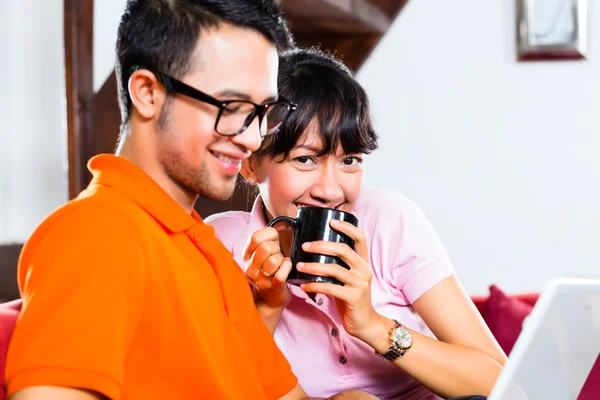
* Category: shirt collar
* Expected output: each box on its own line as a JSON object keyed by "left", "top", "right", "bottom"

{"left": 87, "top": 154, "right": 204, "bottom": 234}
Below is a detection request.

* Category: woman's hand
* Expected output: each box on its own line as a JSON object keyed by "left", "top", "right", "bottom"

{"left": 297, "top": 219, "right": 379, "bottom": 341}
{"left": 243, "top": 227, "right": 293, "bottom": 310}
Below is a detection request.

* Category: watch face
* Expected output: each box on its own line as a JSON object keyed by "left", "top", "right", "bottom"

{"left": 393, "top": 326, "right": 412, "bottom": 348}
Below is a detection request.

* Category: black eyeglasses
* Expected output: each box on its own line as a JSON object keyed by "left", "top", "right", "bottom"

{"left": 131, "top": 66, "right": 297, "bottom": 137}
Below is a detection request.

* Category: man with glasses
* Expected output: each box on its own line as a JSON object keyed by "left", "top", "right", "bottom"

{"left": 5, "top": 1, "right": 375, "bottom": 399}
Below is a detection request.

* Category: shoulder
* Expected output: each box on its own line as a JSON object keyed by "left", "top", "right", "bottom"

{"left": 204, "top": 210, "right": 252, "bottom": 231}
{"left": 355, "top": 187, "right": 416, "bottom": 206}
{"left": 19, "top": 192, "right": 149, "bottom": 288}
{"left": 355, "top": 190, "right": 454, "bottom": 300}
{"left": 353, "top": 188, "right": 444, "bottom": 254}
{"left": 205, "top": 210, "right": 251, "bottom": 225}
{"left": 354, "top": 188, "right": 423, "bottom": 224}
{"left": 29, "top": 191, "right": 144, "bottom": 244}
{"left": 204, "top": 210, "right": 252, "bottom": 249}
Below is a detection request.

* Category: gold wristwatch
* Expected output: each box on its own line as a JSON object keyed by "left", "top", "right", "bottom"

{"left": 376, "top": 319, "right": 413, "bottom": 361}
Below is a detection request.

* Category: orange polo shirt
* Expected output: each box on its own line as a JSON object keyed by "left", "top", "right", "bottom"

{"left": 5, "top": 154, "right": 297, "bottom": 399}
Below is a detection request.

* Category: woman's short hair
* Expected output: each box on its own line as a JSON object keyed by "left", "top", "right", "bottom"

{"left": 255, "top": 47, "right": 379, "bottom": 159}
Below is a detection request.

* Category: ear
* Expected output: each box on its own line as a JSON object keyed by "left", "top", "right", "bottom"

{"left": 240, "top": 156, "right": 258, "bottom": 183}
{"left": 128, "top": 69, "right": 164, "bottom": 120}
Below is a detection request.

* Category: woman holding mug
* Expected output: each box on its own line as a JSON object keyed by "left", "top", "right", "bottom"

{"left": 205, "top": 48, "right": 506, "bottom": 400}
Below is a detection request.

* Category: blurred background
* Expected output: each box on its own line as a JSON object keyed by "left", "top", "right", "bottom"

{"left": 1, "top": 0, "right": 600, "bottom": 302}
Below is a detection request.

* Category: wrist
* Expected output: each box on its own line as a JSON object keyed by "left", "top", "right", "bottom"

{"left": 356, "top": 314, "right": 395, "bottom": 354}
{"left": 256, "top": 301, "right": 286, "bottom": 317}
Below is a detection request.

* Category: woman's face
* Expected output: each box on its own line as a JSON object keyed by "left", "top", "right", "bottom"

{"left": 248, "top": 123, "right": 365, "bottom": 220}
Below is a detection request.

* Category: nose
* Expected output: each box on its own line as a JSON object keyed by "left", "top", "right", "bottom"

{"left": 230, "top": 115, "right": 262, "bottom": 153}
{"left": 309, "top": 165, "right": 344, "bottom": 207}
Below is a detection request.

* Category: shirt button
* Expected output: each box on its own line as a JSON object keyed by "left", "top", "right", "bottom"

{"left": 317, "top": 298, "right": 324, "bottom": 306}
{"left": 339, "top": 356, "right": 347, "bottom": 365}
{"left": 331, "top": 328, "right": 339, "bottom": 337}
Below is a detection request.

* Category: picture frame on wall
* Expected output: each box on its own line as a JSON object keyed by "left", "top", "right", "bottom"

{"left": 516, "top": 0, "right": 588, "bottom": 61}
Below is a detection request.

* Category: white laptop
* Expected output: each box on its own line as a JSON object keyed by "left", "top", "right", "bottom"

{"left": 489, "top": 277, "right": 600, "bottom": 400}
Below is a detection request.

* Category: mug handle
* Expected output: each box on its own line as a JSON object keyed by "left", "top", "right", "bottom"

{"left": 267, "top": 217, "right": 298, "bottom": 264}
{"left": 267, "top": 216, "right": 297, "bottom": 230}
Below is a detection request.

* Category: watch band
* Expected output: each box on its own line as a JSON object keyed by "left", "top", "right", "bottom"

{"left": 375, "top": 319, "right": 410, "bottom": 362}
{"left": 378, "top": 344, "right": 406, "bottom": 361}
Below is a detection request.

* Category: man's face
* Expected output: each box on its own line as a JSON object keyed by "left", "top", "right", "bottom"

{"left": 157, "top": 24, "right": 279, "bottom": 201}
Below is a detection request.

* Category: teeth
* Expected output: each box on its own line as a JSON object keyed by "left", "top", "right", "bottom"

{"left": 296, "top": 203, "right": 342, "bottom": 210}
{"left": 214, "top": 152, "right": 240, "bottom": 164}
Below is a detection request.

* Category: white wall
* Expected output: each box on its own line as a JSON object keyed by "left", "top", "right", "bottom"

{"left": 94, "top": 0, "right": 127, "bottom": 92}
{"left": 0, "top": 0, "right": 68, "bottom": 244}
{"left": 0, "top": 0, "right": 126, "bottom": 244}
{"left": 357, "top": 0, "right": 600, "bottom": 295}
{"left": 4, "top": 0, "right": 599, "bottom": 294}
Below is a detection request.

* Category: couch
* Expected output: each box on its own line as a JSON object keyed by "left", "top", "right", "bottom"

{"left": 472, "top": 285, "right": 599, "bottom": 400}
{"left": 0, "top": 300, "right": 20, "bottom": 400}
{"left": 1, "top": 287, "right": 598, "bottom": 399}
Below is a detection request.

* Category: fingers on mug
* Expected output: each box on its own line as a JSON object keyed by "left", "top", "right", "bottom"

{"left": 266, "top": 207, "right": 358, "bottom": 286}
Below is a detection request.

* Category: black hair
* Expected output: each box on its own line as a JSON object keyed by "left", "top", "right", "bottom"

{"left": 255, "top": 47, "right": 379, "bottom": 159}
{"left": 115, "top": 0, "right": 294, "bottom": 131}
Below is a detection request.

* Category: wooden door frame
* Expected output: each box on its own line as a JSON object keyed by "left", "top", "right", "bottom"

{"left": 0, "top": 1, "right": 94, "bottom": 302}
{"left": 64, "top": 0, "right": 95, "bottom": 199}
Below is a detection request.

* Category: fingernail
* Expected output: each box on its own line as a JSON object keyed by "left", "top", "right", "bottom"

{"left": 297, "top": 262, "right": 304, "bottom": 270}
{"left": 302, "top": 242, "right": 311, "bottom": 249}
{"left": 330, "top": 219, "right": 339, "bottom": 225}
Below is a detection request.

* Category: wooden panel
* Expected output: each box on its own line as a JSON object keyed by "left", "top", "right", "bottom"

{"left": 369, "top": 0, "right": 410, "bottom": 17}
{"left": 282, "top": 0, "right": 410, "bottom": 72}
{"left": 0, "top": 244, "right": 22, "bottom": 302}
{"left": 64, "top": 0, "right": 95, "bottom": 198}
{"left": 92, "top": 72, "right": 121, "bottom": 156}
{"left": 296, "top": 34, "right": 380, "bottom": 71}
{"left": 282, "top": 0, "right": 391, "bottom": 36}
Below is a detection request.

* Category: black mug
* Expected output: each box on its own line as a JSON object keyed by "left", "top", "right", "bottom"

{"left": 267, "top": 206, "right": 359, "bottom": 286}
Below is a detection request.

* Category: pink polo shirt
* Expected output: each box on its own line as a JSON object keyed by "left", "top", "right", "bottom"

{"left": 205, "top": 189, "right": 454, "bottom": 400}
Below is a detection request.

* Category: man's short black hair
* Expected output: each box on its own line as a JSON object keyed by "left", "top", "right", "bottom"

{"left": 115, "top": 0, "right": 294, "bottom": 131}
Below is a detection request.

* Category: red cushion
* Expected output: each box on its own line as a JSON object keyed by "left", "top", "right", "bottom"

{"left": 472, "top": 292, "right": 539, "bottom": 316}
{"left": 0, "top": 300, "right": 22, "bottom": 400}
{"left": 482, "top": 285, "right": 534, "bottom": 355}
{"left": 470, "top": 295, "right": 488, "bottom": 315}
{"left": 579, "top": 355, "right": 600, "bottom": 400}
{"left": 479, "top": 286, "right": 599, "bottom": 399}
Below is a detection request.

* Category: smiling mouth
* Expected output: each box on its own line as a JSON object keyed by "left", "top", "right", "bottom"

{"left": 209, "top": 150, "right": 243, "bottom": 165}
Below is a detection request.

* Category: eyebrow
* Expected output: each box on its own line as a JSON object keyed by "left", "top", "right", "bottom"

{"left": 294, "top": 144, "right": 323, "bottom": 153}
{"left": 213, "top": 89, "right": 278, "bottom": 104}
